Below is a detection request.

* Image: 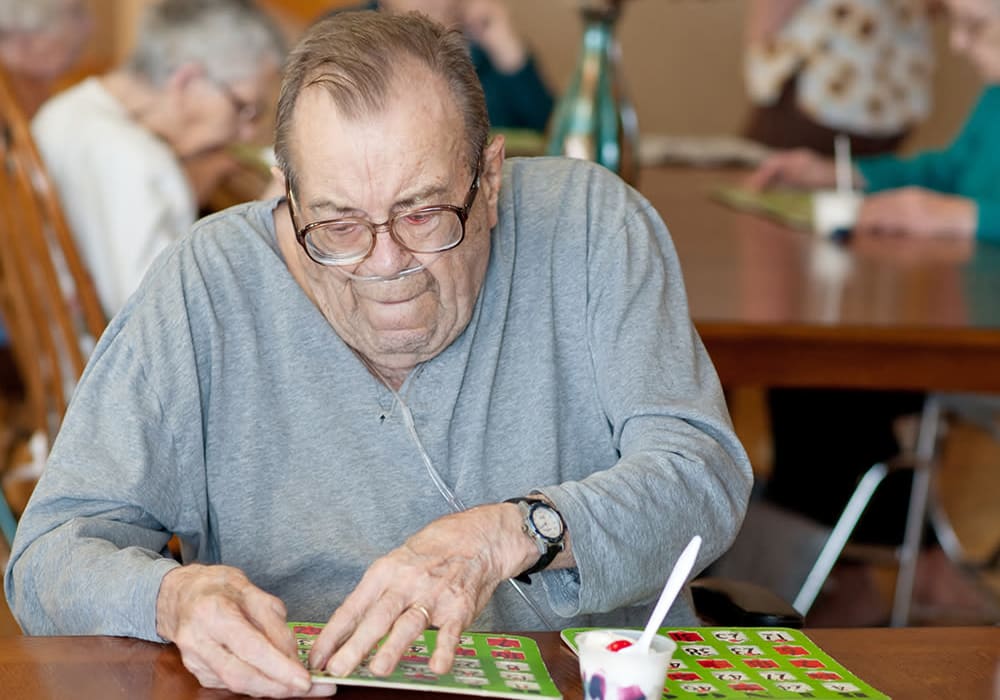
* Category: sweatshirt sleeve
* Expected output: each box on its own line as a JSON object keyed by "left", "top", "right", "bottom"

{"left": 858, "top": 89, "right": 998, "bottom": 194}
{"left": 858, "top": 87, "right": 1000, "bottom": 242}
{"left": 976, "top": 200, "right": 1000, "bottom": 243}
{"left": 4, "top": 275, "right": 202, "bottom": 640}
{"left": 857, "top": 147, "right": 962, "bottom": 194}
{"left": 532, "top": 165, "right": 753, "bottom": 620}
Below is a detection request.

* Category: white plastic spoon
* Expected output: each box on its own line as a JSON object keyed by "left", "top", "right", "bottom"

{"left": 633, "top": 535, "right": 702, "bottom": 654}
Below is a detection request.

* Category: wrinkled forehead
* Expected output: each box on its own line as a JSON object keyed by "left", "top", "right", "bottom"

{"left": 288, "top": 68, "right": 469, "bottom": 194}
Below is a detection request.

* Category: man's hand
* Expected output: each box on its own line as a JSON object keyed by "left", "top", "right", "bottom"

{"left": 462, "top": 0, "right": 528, "bottom": 74}
{"left": 309, "top": 503, "right": 537, "bottom": 679}
{"left": 854, "top": 188, "right": 977, "bottom": 239}
{"left": 744, "top": 148, "right": 843, "bottom": 191}
{"left": 156, "top": 564, "right": 335, "bottom": 697}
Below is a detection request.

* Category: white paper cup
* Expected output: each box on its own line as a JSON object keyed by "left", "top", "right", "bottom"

{"left": 812, "top": 190, "right": 862, "bottom": 238}
{"left": 577, "top": 629, "right": 676, "bottom": 700}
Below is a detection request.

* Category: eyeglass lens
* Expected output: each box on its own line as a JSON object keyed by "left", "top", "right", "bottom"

{"left": 304, "top": 209, "right": 463, "bottom": 264}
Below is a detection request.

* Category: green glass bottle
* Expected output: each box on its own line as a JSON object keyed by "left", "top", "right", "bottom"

{"left": 546, "top": 0, "right": 639, "bottom": 185}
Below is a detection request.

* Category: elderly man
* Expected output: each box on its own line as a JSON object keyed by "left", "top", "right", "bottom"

{"left": 6, "top": 11, "right": 751, "bottom": 698}
{"left": 31, "top": 0, "right": 284, "bottom": 317}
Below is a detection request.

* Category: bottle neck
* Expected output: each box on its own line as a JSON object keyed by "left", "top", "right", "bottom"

{"left": 580, "top": 12, "right": 616, "bottom": 55}
{"left": 581, "top": 7, "right": 619, "bottom": 26}
{"left": 580, "top": 0, "right": 623, "bottom": 22}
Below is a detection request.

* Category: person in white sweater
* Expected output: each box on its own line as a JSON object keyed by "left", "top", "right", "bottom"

{"left": 32, "top": 0, "right": 284, "bottom": 318}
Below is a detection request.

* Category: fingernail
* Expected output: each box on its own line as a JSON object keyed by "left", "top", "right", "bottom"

{"left": 326, "top": 660, "right": 348, "bottom": 677}
{"left": 369, "top": 659, "right": 388, "bottom": 676}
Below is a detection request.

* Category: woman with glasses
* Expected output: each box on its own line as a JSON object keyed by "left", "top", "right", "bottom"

{"left": 30, "top": 0, "right": 284, "bottom": 318}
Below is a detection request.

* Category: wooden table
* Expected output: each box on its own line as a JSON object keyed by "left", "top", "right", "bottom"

{"left": 640, "top": 167, "right": 1000, "bottom": 392}
{"left": 0, "top": 628, "right": 996, "bottom": 698}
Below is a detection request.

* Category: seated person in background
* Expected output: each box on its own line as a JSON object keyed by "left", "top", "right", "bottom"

{"left": 726, "top": 0, "right": 1000, "bottom": 625}
{"left": 747, "top": 0, "right": 1000, "bottom": 241}
{"left": 5, "top": 11, "right": 750, "bottom": 697}
{"left": 328, "top": 0, "right": 553, "bottom": 131}
{"left": 742, "top": 0, "right": 936, "bottom": 157}
{"left": 0, "top": 0, "right": 93, "bottom": 117}
{"left": 31, "top": 0, "right": 284, "bottom": 318}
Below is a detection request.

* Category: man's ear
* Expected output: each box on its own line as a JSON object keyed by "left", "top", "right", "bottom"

{"left": 262, "top": 165, "right": 287, "bottom": 201}
{"left": 481, "top": 134, "right": 505, "bottom": 228}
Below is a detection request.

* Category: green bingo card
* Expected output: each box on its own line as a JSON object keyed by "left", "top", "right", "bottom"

{"left": 710, "top": 186, "right": 815, "bottom": 232}
{"left": 562, "top": 627, "right": 889, "bottom": 699}
{"left": 290, "top": 623, "right": 562, "bottom": 699}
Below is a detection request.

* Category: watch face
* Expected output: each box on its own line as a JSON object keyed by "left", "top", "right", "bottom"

{"left": 530, "top": 504, "right": 563, "bottom": 540}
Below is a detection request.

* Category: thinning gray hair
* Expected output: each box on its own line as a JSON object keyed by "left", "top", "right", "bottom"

{"left": 0, "top": 0, "right": 79, "bottom": 33}
{"left": 274, "top": 11, "right": 489, "bottom": 193}
{"left": 125, "top": 0, "right": 284, "bottom": 87}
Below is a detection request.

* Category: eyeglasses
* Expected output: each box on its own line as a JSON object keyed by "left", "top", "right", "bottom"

{"left": 286, "top": 165, "right": 481, "bottom": 267}
{"left": 207, "top": 77, "right": 259, "bottom": 123}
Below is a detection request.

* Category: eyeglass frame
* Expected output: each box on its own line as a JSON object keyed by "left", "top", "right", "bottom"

{"left": 285, "top": 158, "right": 482, "bottom": 268}
{"left": 206, "top": 76, "right": 259, "bottom": 123}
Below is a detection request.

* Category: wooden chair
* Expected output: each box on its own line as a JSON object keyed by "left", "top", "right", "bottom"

{"left": 0, "top": 65, "right": 105, "bottom": 546}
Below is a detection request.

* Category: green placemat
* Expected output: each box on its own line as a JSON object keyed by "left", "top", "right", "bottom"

{"left": 711, "top": 186, "right": 814, "bottom": 232}
{"left": 290, "top": 623, "right": 562, "bottom": 699}
{"left": 563, "top": 627, "right": 888, "bottom": 699}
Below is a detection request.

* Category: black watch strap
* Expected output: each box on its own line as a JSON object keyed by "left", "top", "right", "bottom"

{"left": 505, "top": 497, "right": 565, "bottom": 584}
{"left": 514, "top": 540, "right": 560, "bottom": 583}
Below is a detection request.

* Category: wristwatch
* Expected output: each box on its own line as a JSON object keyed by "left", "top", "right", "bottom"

{"left": 505, "top": 497, "right": 566, "bottom": 583}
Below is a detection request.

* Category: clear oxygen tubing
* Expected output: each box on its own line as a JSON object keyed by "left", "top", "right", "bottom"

{"left": 372, "top": 361, "right": 555, "bottom": 630}
{"left": 334, "top": 252, "right": 445, "bottom": 283}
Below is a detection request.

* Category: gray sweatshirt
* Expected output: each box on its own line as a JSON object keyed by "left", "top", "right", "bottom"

{"left": 6, "top": 157, "right": 751, "bottom": 640}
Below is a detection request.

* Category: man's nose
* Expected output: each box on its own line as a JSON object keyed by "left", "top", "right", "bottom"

{"left": 362, "top": 223, "right": 414, "bottom": 272}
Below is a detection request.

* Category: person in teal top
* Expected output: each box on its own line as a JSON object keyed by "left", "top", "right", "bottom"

{"left": 721, "top": 0, "right": 1000, "bottom": 626}
{"left": 747, "top": 0, "right": 1000, "bottom": 242}
{"left": 326, "top": 1, "right": 554, "bottom": 131}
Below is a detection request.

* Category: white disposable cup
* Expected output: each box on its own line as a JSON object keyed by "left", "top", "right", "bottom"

{"left": 812, "top": 190, "right": 862, "bottom": 238}
{"left": 577, "top": 629, "right": 677, "bottom": 700}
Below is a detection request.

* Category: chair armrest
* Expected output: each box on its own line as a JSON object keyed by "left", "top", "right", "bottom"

{"left": 691, "top": 577, "right": 804, "bottom": 628}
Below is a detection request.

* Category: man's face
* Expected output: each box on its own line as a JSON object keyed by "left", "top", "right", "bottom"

{"left": 283, "top": 64, "right": 504, "bottom": 378}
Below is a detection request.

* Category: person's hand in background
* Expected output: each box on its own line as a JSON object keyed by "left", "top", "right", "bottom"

{"left": 462, "top": 0, "right": 528, "bottom": 73}
{"left": 855, "top": 187, "right": 977, "bottom": 238}
{"left": 745, "top": 148, "right": 850, "bottom": 191}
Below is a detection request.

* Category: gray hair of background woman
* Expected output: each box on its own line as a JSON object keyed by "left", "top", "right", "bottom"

{"left": 126, "top": 0, "right": 285, "bottom": 87}
{"left": 274, "top": 11, "right": 489, "bottom": 194}
{"left": 0, "top": 0, "right": 81, "bottom": 33}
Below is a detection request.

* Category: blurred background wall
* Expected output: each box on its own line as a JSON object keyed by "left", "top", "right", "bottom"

{"left": 95, "top": 0, "right": 982, "bottom": 153}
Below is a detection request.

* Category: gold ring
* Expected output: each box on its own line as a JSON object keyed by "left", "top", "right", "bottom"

{"left": 408, "top": 603, "right": 432, "bottom": 626}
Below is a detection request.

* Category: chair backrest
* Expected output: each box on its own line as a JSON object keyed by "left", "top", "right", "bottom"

{"left": 0, "top": 65, "right": 106, "bottom": 446}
